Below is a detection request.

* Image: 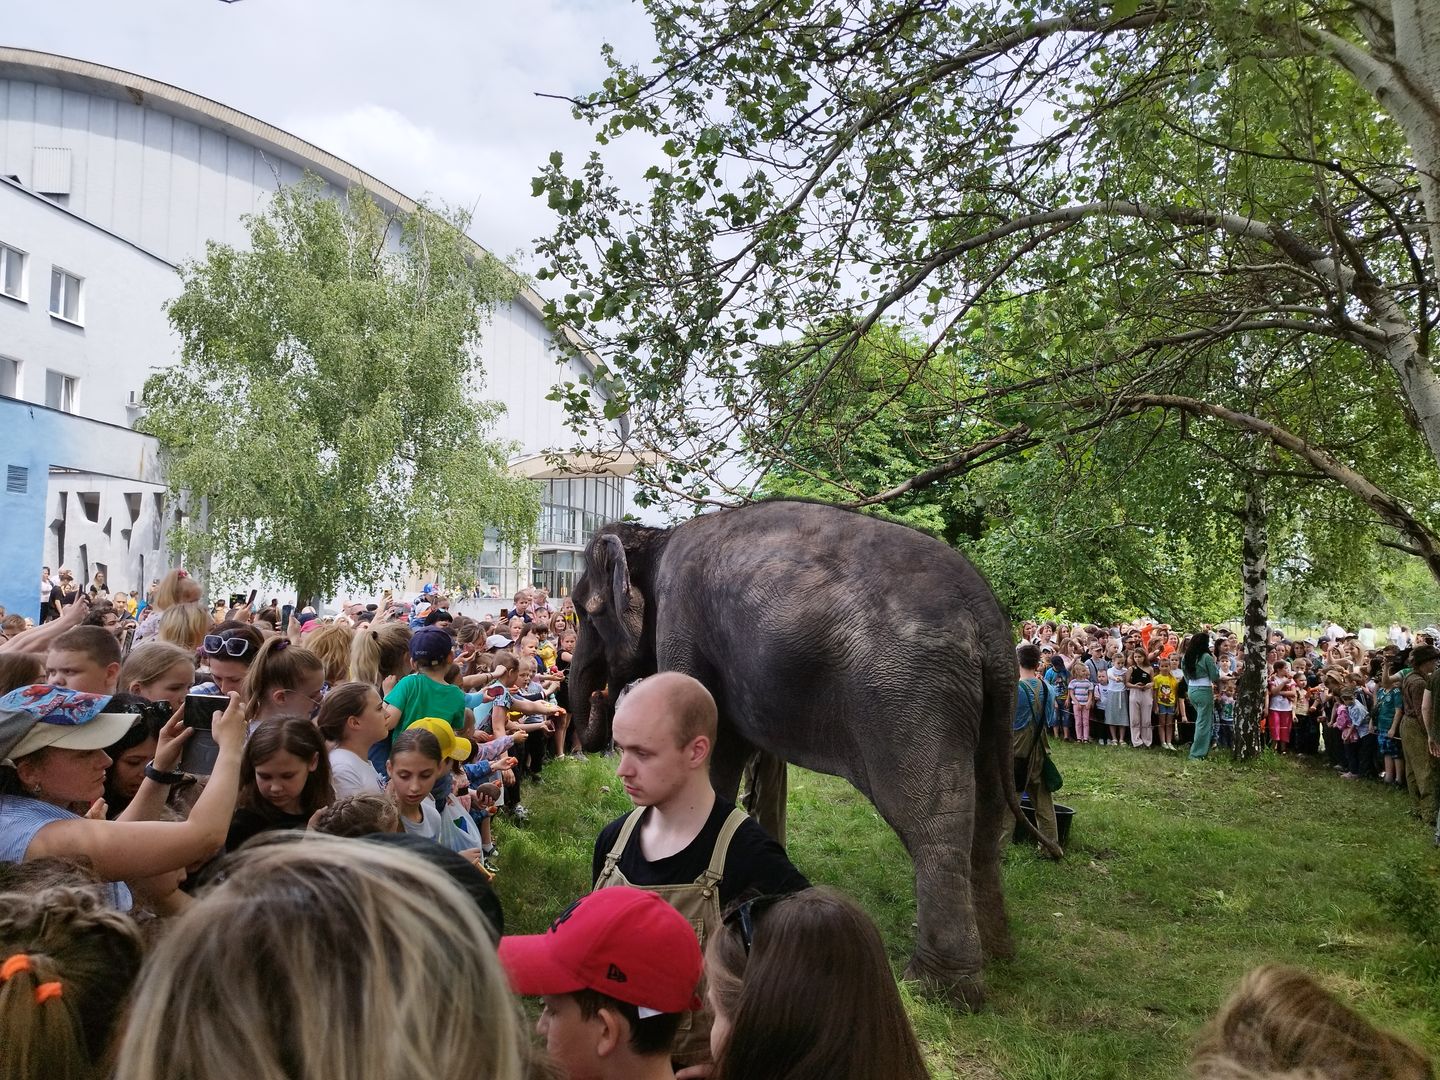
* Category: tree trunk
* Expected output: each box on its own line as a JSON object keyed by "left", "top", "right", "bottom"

{"left": 1234, "top": 475, "right": 1268, "bottom": 760}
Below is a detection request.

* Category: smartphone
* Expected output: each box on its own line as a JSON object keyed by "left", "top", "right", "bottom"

{"left": 179, "top": 694, "right": 229, "bottom": 776}
{"left": 119, "top": 627, "right": 136, "bottom": 659}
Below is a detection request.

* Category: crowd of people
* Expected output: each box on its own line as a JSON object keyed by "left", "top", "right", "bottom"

{"left": 1014, "top": 618, "right": 1440, "bottom": 845}
{"left": 0, "top": 568, "right": 1431, "bottom": 1079}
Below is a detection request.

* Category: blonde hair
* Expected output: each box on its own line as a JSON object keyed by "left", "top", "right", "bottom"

{"left": 114, "top": 834, "right": 525, "bottom": 1080}
{"left": 152, "top": 569, "right": 202, "bottom": 612}
{"left": 0, "top": 885, "right": 145, "bottom": 1080}
{"left": 1191, "top": 965, "right": 1433, "bottom": 1080}
{"left": 348, "top": 624, "right": 411, "bottom": 688}
{"left": 118, "top": 641, "right": 195, "bottom": 695}
{"left": 307, "top": 622, "right": 356, "bottom": 685}
{"left": 156, "top": 603, "right": 210, "bottom": 650}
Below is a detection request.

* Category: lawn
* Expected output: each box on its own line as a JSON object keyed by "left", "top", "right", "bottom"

{"left": 491, "top": 745, "right": 1440, "bottom": 1078}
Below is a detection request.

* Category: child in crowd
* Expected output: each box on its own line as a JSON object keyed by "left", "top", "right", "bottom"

{"left": 348, "top": 623, "right": 411, "bottom": 691}
{"left": 317, "top": 681, "right": 394, "bottom": 799}
{"left": 378, "top": 627, "right": 468, "bottom": 785}
{"left": 1068, "top": 659, "right": 1093, "bottom": 743}
{"left": 226, "top": 716, "right": 333, "bottom": 851}
{"left": 1342, "top": 685, "right": 1374, "bottom": 780}
{"left": 1380, "top": 666, "right": 1406, "bottom": 789}
{"left": 308, "top": 791, "right": 402, "bottom": 838}
{"left": 0, "top": 884, "right": 146, "bottom": 1080}
{"left": 1105, "top": 652, "right": 1129, "bottom": 747}
{"left": 242, "top": 638, "right": 327, "bottom": 734}
{"left": 1216, "top": 675, "right": 1236, "bottom": 749}
{"left": 117, "top": 641, "right": 195, "bottom": 714}
{"left": 1152, "top": 656, "right": 1178, "bottom": 751}
{"left": 45, "top": 626, "right": 123, "bottom": 695}
{"left": 1045, "top": 654, "right": 1072, "bottom": 741}
{"left": 134, "top": 568, "right": 203, "bottom": 643}
{"left": 1126, "top": 649, "right": 1155, "bottom": 749}
{"left": 1267, "top": 661, "right": 1296, "bottom": 753}
{"left": 386, "top": 727, "right": 488, "bottom": 866}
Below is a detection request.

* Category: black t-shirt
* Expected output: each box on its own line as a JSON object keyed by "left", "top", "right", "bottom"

{"left": 1130, "top": 666, "right": 1153, "bottom": 687}
{"left": 592, "top": 798, "right": 810, "bottom": 908}
{"left": 226, "top": 807, "right": 309, "bottom": 852}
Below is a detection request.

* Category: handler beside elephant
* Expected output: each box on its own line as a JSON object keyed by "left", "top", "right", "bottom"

{"left": 592, "top": 672, "right": 809, "bottom": 1071}
{"left": 567, "top": 499, "right": 1059, "bottom": 1009}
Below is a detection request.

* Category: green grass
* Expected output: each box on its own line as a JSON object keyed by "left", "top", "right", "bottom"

{"left": 492, "top": 746, "right": 1440, "bottom": 1078}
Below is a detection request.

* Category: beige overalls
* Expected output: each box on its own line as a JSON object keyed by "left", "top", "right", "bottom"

{"left": 593, "top": 805, "right": 749, "bottom": 1068}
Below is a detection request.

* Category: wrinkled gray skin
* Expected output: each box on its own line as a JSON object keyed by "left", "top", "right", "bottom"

{"left": 568, "top": 500, "right": 1050, "bottom": 1009}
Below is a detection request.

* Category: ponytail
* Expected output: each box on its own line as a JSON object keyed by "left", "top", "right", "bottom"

{"left": 241, "top": 638, "right": 324, "bottom": 721}
{"left": 0, "top": 886, "right": 144, "bottom": 1080}
{"left": 315, "top": 681, "right": 378, "bottom": 743}
{"left": 348, "top": 624, "right": 411, "bottom": 688}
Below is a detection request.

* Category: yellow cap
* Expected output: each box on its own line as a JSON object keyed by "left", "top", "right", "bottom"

{"left": 407, "top": 718, "right": 472, "bottom": 762}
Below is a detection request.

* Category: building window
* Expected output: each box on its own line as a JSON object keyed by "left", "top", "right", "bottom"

{"left": 0, "top": 357, "right": 17, "bottom": 397}
{"left": 49, "top": 268, "right": 82, "bottom": 324}
{"left": 45, "top": 370, "right": 77, "bottom": 413}
{"left": 0, "top": 245, "right": 24, "bottom": 301}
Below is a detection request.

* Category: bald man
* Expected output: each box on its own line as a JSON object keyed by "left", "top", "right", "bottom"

{"left": 592, "top": 673, "right": 808, "bottom": 1071}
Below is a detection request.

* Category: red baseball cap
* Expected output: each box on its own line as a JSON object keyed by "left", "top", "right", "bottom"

{"left": 498, "top": 887, "right": 703, "bottom": 1016}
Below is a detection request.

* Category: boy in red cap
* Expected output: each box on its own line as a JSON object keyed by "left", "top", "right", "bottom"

{"left": 498, "top": 886, "right": 702, "bottom": 1080}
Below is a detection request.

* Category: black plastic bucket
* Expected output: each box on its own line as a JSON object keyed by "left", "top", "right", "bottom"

{"left": 1013, "top": 793, "right": 1074, "bottom": 847}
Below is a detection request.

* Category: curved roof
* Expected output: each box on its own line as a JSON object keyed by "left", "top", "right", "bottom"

{"left": 0, "top": 46, "right": 596, "bottom": 370}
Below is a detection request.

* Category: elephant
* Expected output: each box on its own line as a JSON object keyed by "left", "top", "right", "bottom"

{"left": 567, "top": 499, "right": 1056, "bottom": 1008}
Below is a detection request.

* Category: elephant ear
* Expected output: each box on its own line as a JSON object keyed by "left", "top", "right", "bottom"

{"left": 588, "top": 533, "right": 644, "bottom": 656}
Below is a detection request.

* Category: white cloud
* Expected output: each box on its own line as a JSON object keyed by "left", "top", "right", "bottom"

{"left": 3, "top": 0, "right": 661, "bottom": 268}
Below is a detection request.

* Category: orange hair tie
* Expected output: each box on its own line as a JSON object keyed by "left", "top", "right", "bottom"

{"left": 34, "top": 982, "right": 62, "bottom": 1004}
{"left": 1, "top": 954, "right": 32, "bottom": 980}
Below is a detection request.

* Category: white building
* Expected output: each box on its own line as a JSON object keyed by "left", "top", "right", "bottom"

{"left": 0, "top": 46, "right": 626, "bottom": 617}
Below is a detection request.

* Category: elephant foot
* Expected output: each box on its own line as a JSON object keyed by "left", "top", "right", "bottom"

{"left": 903, "top": 956, "right": 986, "bottom": 1012}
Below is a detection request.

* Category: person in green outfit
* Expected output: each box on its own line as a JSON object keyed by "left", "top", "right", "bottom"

{"left": 1013, "top": 643, "right": 1062, "bottom": 855}
{"left": 1183, "top": 632, "right": 1221, "bottom": 759}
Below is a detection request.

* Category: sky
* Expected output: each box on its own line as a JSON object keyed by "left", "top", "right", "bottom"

{"left": 2, "top": 0, "right": 658, "bottom": 270}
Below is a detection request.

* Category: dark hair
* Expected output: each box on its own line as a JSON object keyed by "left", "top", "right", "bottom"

{"left": 707, "top": 889, "right": 928, "bottom": 1080}
{"left": 50, "top": 626, "right": 122, "bottom": 669}
{"left": 239, "top": 716, "right": 333, "bottom": 819}
{"left": 204, "top": 624, "right": 264, "bottom": 667}
{"left": 571, "top": 988, "right": 682, "bottom": 1056}
{"left": 100, "top": 693, "right": 165, "bottom": 813}
{"left": 360, "top": 832, "right": 504, "bottom": 942}
{"left": 1016, "top": 643, "right": 1041, "bottom": 669}
{"left": 1182, "top": 632, "right": 1212, "bottom": 680}
{"left": 0, "top": 654, "right": 45, "bottom": 696}
{"left": 315, "top": 681, "right": 378, "bottom": 743}
{"left": 423, "top": 610, "right": 453, "bottom": 627}
{"left": 389, "top": 728, "right": 442, "bottom": 764}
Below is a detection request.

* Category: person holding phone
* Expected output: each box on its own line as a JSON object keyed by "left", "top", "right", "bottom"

{"left": 0, "top": 685, "right": 246, "bottom": 909}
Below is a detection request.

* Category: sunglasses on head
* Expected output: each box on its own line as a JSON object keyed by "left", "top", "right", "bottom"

{"left": 202, "top": 633, "right": 254, "bottom": 659}
{"left": 723, "top": 894, "right": 783, "bottom": 955}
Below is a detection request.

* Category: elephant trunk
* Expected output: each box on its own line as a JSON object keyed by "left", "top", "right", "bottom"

{"left": 568, "top": 621, "right": 616, "bottom": 752}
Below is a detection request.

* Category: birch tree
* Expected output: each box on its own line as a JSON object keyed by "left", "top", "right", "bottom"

{"left": 142, "top": 180, "right": 540, "bottom": 603}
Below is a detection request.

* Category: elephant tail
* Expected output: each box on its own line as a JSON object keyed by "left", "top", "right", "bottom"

{"left": 987, "top": 653, "right": 1064, "bottom": 859}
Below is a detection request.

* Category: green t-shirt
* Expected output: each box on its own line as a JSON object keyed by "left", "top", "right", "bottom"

{"left": 384, "top": 672, "right": 466, "bottom": 740}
